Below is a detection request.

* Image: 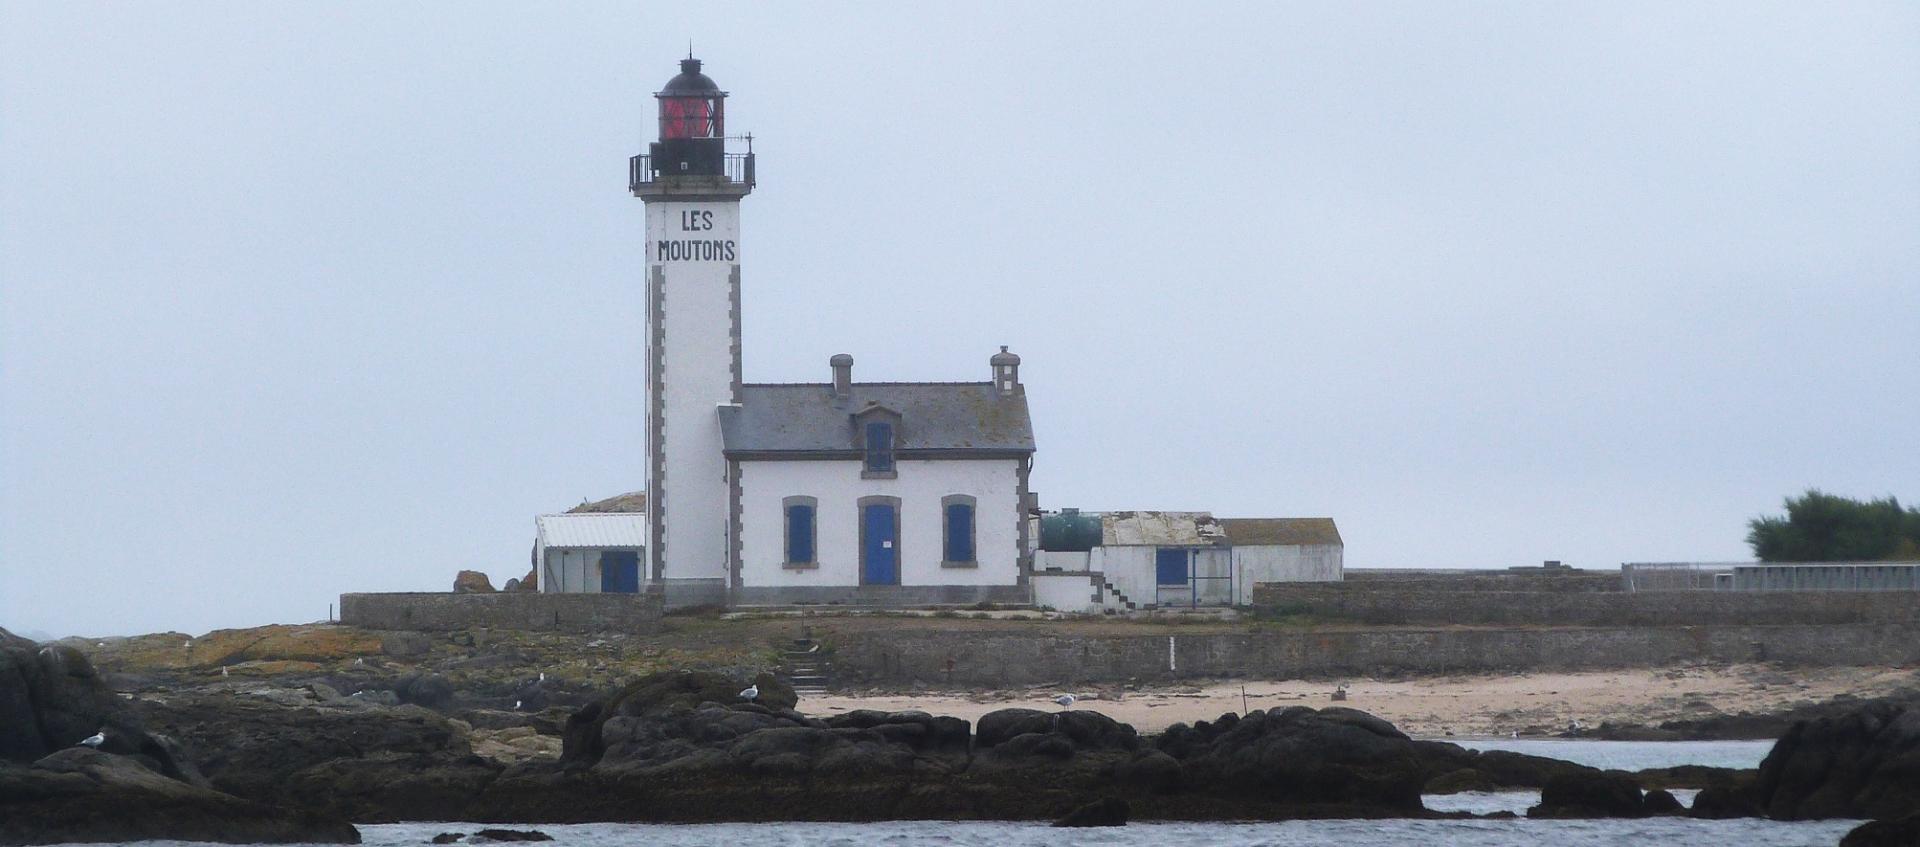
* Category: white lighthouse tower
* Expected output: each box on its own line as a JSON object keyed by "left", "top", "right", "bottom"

{"left": 631, "top": 57, "right": 753, "bottom": 604}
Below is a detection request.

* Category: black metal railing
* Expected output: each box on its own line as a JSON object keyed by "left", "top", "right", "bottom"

{"left": 630, "top": 153, "right": 755, "bottom": 192}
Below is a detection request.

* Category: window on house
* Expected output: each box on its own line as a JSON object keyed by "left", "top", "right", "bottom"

{"left": 943, "top": 497, "right": 976, "bottom": 563}
{"left": 785, "top": 499, "right": 817, "bottom": 565}
{"left": 863, "top": 421, "right": 895, "bottom": 474}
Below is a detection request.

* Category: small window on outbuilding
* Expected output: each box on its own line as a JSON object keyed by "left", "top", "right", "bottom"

{"left": 942, "top": 494, "right": 977, "bottom": 565}
{"left": 863, "top": 421, "right": 895, "bottom": 475}
{"left": 783, "top": 496, "right": 818, "bottom": 567}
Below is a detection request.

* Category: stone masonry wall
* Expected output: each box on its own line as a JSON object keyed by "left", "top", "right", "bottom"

{"left": 1251, "top": 583, "right": 1920, "bottom": 626}
{"left": 1341, "top": 571, "right": 1623, "bottom": 592}
{"left": 339, "top": 592, "right": 664, "bottom": 633}
{"left": 828, "top": 623, "right": 1920, "bottom": 687}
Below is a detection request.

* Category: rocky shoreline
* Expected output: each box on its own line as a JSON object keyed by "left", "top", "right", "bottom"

{"left": 8, "top": 623, "right": 1920, "bottom": 844}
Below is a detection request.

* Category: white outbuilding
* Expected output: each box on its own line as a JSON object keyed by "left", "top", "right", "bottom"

{"left": 535, "top": 512, "right": 647, "bottom": 594}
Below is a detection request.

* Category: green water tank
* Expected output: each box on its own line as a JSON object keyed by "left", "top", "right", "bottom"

{"left": 1039, "top": 509, "right": 1103, "bottom": 552}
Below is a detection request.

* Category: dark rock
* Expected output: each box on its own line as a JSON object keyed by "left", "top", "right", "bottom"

{"left": 1052, "top": 796, "right": 1129, "bottom": 827}
{"left": 431, "top": 834, "right": 464, "bottom": 844}
{"left": 1748, "top": 701, "right": 1920, "bottom": 820}
{"left": 131, "top": 692, "right": 496, "bottom": 823}
{"left": 453, "top": 571, "right": 496, "bottom": 593}
{"left": 1642, "top": 788, "right": 1684, "bottom": 815}
{"left": 975, "top": 708, "right": 1056, "bottom": 748}
{"left": 1527, "top": 770, "right": 1647, "bottom": 818}
{"left": 561, "top": 670, "right": 798, "bottom": 767}
{"left": 1424, "top": 768, "right": 1498, "bottom": 794}
{"left": 1841, "top": 813, "right": 1920, "bottom": 847}
{"left": 1115, "top": 750, "right": 1181, "bottom": 793}
{"left": 396, "top": 674, "right": 455, "bottom": 710}
{"left": 471, "top": 829, "right": 552, "bottom": 842}
{"left": 0, "top": 749, "right": 360, "bottom": 845}
{"left": 1689, "top": 784, "right": 1764, "bottom": 819}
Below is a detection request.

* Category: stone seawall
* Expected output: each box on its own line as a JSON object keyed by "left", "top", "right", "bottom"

{"left": 1342, "top": 570, "right": 1622, "bottom": 592}
{"left": 828, "top": 623, "right": 1920, "bottom": 687}
{"left": 338, "top": 592, "right": 665, "bottom": 633}
{"left": 1252, "top": 583, "right": 1920, "bottom": 626}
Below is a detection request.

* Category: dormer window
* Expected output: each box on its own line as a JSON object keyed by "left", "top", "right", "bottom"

{"left": 863, "top": 421, "right": 895, "bottom": 477}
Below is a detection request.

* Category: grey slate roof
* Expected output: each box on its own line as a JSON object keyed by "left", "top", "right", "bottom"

{"left": 720, "top": 382, "right": 1035, "bottom": 457}
{"left": 1220, "top": 518, "right": 1343, "bottom": 547}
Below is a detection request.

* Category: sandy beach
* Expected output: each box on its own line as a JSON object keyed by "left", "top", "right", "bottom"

{"left": 804, "top": 663, "right": 1918, "bottom": 737}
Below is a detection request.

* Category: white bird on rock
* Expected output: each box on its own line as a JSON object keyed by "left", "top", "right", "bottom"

{"left": 79, "top": 730, "right": 106, "bottom": 748}
{"left": 739, "top": 684, "right": 760, "bottom": 702}
{"left": 1053, "top": 693, "right": 1077, "bottom": 710}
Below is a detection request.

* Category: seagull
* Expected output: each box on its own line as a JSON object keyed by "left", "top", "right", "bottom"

{"left": 537, "top": 672, "right": 546, "bottom": 682}
{"left": 79, "top": 730, "right": 106, "bottom": 748}
{"left": 221, "top": 666, "right": 230, "bottom": 678}
{"left": 1053, "top": 693, "right": 1077, "bottom": 710}
{"left": 513, "top": 700, "right": 522, "bottom": 710}
{"left": 738, "top": 684, "right": 759, "bottom": 702}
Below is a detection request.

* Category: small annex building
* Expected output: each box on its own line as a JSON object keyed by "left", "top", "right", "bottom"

{"left": 535, "top": 511, "right": 647, "bottom": 594}
{"left": 1033, "top": 510, "right": 1343, "bottom": 612}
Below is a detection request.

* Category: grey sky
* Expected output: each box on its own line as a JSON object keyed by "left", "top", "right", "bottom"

{"left": 3, "top": 2, "right": 1916, "bottom": 637}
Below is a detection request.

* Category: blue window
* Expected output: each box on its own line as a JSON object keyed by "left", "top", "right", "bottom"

{"left": 864, "top": 421, "right": 895, "bottom": 474}
{"left": 944, "top": 501, "right": 976, "bottom": 563}
{"left": 785, "top": 501, "right": 816, "bottom": 565}
{"left": 1156, "top": 548, "right": 1189, "bottom": 586}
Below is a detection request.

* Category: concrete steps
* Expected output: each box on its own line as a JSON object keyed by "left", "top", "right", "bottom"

{"left": 783, "top": 638, "right": 830, "bottom": 696}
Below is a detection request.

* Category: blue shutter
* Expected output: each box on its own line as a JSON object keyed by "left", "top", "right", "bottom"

{"left": 945, "top": 503, "right": 975, "bottom": 562}
{"left": 787, "top": 504, "right": 815, "bottom": 563}
{"left": 865, "top": 422, "right": 894, "bottom": 473}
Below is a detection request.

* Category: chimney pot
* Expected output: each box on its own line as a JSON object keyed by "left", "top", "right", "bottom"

{"left": 830, "top": 354, "right": 853, "bottom": 398}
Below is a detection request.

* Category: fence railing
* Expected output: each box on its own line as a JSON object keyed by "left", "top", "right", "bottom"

{"left": 629, "top": 152, "right": 755, "bottom": 191}
{"left": 1621, "top": 562, "right": 1736, "bottom": 591}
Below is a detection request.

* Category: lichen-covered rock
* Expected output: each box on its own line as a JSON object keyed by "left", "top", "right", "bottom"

{"left": 454, "top": 571, "right": 497, "bottom": 594}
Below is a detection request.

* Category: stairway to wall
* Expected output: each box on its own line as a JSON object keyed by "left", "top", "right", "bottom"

{"left": 784, "top": 638, "right": 830, "bottom": 695}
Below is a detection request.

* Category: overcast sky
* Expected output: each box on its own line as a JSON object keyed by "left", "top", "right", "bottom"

{"left": 3, "top": 2, "right": 1916, "bottom": 638}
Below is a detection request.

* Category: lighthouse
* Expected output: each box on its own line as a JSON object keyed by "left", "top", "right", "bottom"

{"left": 631, "top": 57, "right": 753, "bottom": 603}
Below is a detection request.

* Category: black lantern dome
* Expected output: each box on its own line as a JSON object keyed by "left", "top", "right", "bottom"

{"left": 660, "top": 58, "right": 721, "bottom": 95}
{"left": 631, "top": 56, "right": 754, "bottom": 194}
{"left": 651, "top": 57, "right": 726, "bottom": 176}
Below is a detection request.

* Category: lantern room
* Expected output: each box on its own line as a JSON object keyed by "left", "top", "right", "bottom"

{"left": 649, "top": 57, "right": 727, "bottom": 178}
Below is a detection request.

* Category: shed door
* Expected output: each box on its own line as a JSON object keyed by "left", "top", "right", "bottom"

{"left": 862, "top": 504, "right": 899, "bottom": 585}
{"left": 600, "top": 551, "right": 640, "bottom": 593}
{"left": 1156, "top": 548, "right": 1190, "bottom": 586}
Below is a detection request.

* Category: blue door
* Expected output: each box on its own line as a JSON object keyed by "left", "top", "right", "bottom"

{"left": 1156, "top": 548, "right": 1190, "bottom": 586}
{"left": 862, "top": 503, "right": 899, "bottom": 585}
{"left": 600, "top": 551, "right": 640, "bottom": 593}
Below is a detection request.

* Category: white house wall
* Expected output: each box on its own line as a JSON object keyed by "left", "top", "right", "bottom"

{"left": 1032, "top": 572, "right": 1099, "bottom": 612}
{"left": 737, "top": 458, "right": 1021, "bottom": 589}
{"left": 1232, "top": 544, "right": 1344, "bottom": 599}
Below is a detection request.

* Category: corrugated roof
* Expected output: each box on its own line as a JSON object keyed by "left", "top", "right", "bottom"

{"left": 536, "top": 513, "right": 646, "bottom": 548}
{"left": 1101, "top": 511, "right": 1229, "bottom": 547}
{"left": 568, "top": 491, "right": 646, "bottom": 514}
{"left": 1220, "top": 517, "right": 1343, "bottom": 547}
{"left": 719, "top": 383, "right": 1035, "bottom": 456}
